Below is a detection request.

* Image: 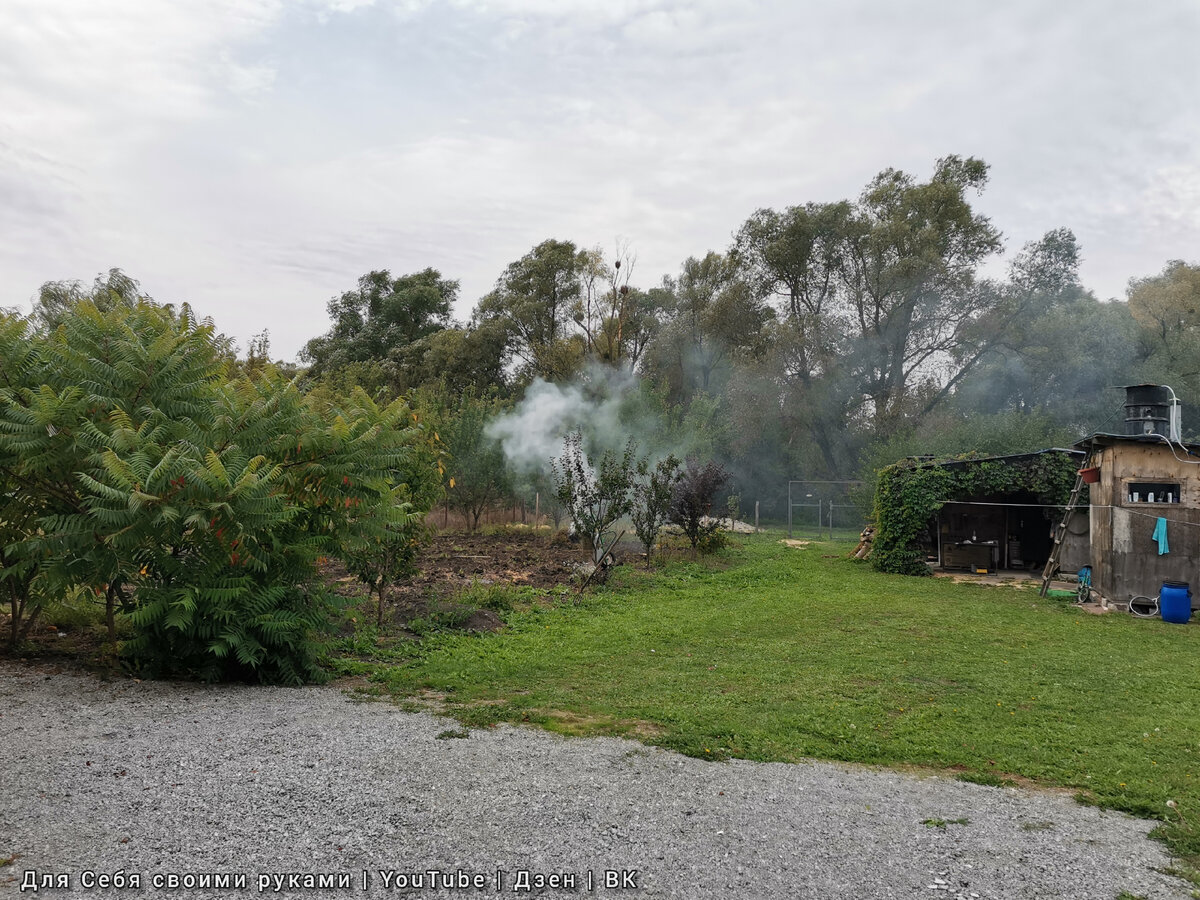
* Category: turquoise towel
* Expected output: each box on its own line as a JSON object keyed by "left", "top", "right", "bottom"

{"left": 1152, "top": 517, "right": 1169, "bottom": 555}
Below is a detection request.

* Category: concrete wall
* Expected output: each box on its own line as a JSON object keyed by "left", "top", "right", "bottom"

{"left": 1090, "top": 442, "right": 1200, "bottom": 605}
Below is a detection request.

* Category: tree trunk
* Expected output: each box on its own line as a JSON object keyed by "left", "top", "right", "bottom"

{"left": 8, "top": 583, "right": 42, "bottom": 651}
{"left": 7, "top": 589, "right": 18, "bottom": 651}
{"left": 376, "top": 581, "right": 385, "bottom": 629}
{"left": 105, "top": 583, "right": 118, "bottom": 643}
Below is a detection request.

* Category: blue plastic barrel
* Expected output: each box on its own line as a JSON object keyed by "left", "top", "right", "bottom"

{"left": 1160, "top": 581, "right": 1192, "bottom": 624}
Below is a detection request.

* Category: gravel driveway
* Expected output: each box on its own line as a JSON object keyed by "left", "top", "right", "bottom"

{"left": 0, "top": 663, "right": 1190, "bottom": 899}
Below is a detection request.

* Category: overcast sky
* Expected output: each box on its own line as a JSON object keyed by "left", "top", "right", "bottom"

{"left": 2, "top": 0, "right": 1197, "bottom": 360}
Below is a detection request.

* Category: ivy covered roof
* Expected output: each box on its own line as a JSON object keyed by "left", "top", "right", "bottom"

{"left": 871, "top": 448, "right": 1083, "bottom": 576}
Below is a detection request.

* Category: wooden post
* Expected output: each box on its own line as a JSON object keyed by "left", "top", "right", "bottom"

{"left": 787, "top": 483, "right": 793, "bottom": 538}
{"left": 755, "top": 500, "right": 760, "bottom": 531}
{"left": 535, "top": 492, "right": 540, "bottom": 527}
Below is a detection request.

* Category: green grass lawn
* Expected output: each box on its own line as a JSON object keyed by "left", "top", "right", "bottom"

{"left": 332, "top": 532, "right": 1200, "bottom": 869}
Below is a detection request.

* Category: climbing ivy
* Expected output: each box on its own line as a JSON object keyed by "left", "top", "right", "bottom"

{"left": 871, "top": 452, "right": 1081, "bottom": 576}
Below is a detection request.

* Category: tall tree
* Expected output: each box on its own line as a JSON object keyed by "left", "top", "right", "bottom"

{"left": 301, "top": 268, "right": 457, "bottom": 380}
{"left": 641, "top": 252, "right": 769, "bottom": 405}
{"left": 1127, "top": 260, "right": 1200, "bottom": 407}
{"left": 476, "top": 239, "right": 592, "bottom": 383}
{"left": 33, "top": 268, "right": 151, "bottom": 331}
{"left": 403, "top": 320, "right": 510, "bottom": 397}
{"left": 731, "top": 157, "right": 1029, "bottom": 473}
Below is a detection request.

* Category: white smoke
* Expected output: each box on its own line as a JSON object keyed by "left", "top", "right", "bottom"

{"left": 486, "top": 366, "right": 641, "bottom": 475}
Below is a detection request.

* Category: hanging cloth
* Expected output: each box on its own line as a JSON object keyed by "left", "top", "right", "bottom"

{"left": 1152, "top": 517, "right": 1170, "bottom": 555}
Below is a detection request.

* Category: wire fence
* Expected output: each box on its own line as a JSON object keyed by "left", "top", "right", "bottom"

{"left": 786, "top": 480, "right": 868, "bottom": 540}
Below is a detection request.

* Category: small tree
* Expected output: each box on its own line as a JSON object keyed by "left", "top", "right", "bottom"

{"left": 344, "top": 490, "right": 423, "bottom": 628}
{"left": 442, "top": 392, "right": 512, "bottom": 531}
{"left": 669, "top": 459, "right": 730, "bottom": 555}
{"left": 630, "top": 454, "right": 680, "bottom": 568}
{"left": 550, "top": 431, "right": 637, "bottom": 565}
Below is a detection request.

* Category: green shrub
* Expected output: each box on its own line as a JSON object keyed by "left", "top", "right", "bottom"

{"left": 407, "top": 604, "right": 476, "bottom": 635}
{"left": 0, "top": 299, "right": 439, "bottom": 682}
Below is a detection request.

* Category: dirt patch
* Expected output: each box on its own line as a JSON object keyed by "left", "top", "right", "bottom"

{"left": 321, "top": 528, "right": 588, "bottom": 622}
{"left": 529, "top": 709, "right": 669, "bottom": 739}
{"left": 934, "top": 571, "right": 1035, "bottom": 587}
{"left": 462, "top": 608, "right": 505, "bottom": 633}
{"left": 780, "top": 539, "right": 813, "bottom": 548}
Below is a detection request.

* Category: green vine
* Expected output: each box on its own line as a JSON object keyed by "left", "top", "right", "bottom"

{"left": 871, "top": 452, "right": 1081, "bottom": 576}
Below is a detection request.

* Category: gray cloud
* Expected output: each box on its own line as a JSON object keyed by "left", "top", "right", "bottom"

{"left": 0, "top": 0, "right": 1196, "bottom": 355}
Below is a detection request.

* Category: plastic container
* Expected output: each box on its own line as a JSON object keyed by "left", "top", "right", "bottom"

{"left": 1160, "top": 581, "right": 1192, "bottom": 624}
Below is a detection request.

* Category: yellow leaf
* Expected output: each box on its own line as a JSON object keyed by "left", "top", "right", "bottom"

{"left": 449, "top": 477, "right": 455, "bottom": 488}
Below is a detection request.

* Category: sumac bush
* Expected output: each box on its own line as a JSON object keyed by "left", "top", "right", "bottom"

{"left": 0, "top": 299, "right": 437, "bottom": 682}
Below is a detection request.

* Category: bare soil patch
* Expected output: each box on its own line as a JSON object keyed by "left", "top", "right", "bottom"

{"left": 320, "top": 527, "right": 588, "bottom": 627}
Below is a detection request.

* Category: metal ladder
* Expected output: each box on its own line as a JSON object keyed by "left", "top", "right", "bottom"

{"left": 1039, "top": 457, "right": 1092, "bottom": 598}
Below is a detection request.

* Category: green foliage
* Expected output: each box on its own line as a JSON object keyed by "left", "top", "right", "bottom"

{"left": 301, "top": 268, "right": 458, "bottom": 387}
{"left": 0, "top": 296, "right": 438, "bottom": 682}
{"left": 871, "top": 451, "right": 1080, "bottom": 575}
{"left": 31, "top": 267, "right": 150, "bottom": 332}
{"left": 438, "top": 391, "right": 513, "bottom": 531}
{"left": 406, "top": 603, "right": 476, "bottom": 636}
{"left": 453, "top": 580, "right": 524, "bottom": 613}
{"left": 342, "top": 488, "right": 425, "bottom": 629}
{"left": 630, "top": 454, "right": 681, "bottom": 567}
{"left": 550, "top": 430, "right": 637, "bottom": 563}
{"left": 1128, "top": 260, "right": 1200, "bottom": 414}
{"left": 640, "top": 252, "right": 768, "bottom": 406}
{"left": 476, "top": 239, "right": 594, "bottom": 383}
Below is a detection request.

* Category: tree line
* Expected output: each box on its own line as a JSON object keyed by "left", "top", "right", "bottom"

{"left": 297, "top": 155, "right": 1199, "bottom": 511}
{"left": 3, "top": 154, "right": 1198, "bottom": 680}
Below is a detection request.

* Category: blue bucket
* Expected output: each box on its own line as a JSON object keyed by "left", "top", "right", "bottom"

{"left": 1160, "top": 581, "right": 1192, "bottom": 624}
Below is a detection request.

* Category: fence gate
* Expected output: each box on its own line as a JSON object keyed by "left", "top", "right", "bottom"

{"left": 786, "top": 480, "right": 867, "bottom": 540}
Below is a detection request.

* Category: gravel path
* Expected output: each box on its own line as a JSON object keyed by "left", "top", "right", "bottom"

{"left": 0, "top": 663, "right": 1190, "bottom": 900}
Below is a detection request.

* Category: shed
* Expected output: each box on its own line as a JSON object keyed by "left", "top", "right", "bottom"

{"left": 930, "top": 450, "right": 1090, "bottom": 573}
{"left": 871, "top": 448, "right": 1087, "bottom": 576}
{"left": 1077, "top": 432, "right": 1200, "bottom": 607}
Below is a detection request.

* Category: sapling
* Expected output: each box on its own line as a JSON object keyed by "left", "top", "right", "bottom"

{"left": 630, "top": 454, "right": 681, "bottom": 568}
{"left": 550, "top": 430, "right": 637, "bottom": 569}
{"left": 669, "top": 458, "right": 730, "bottom": 555}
